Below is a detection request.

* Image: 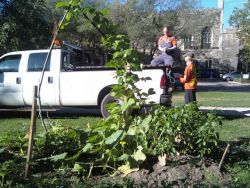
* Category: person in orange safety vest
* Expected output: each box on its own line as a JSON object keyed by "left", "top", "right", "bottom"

{"left": 179, "top": 52, "right": 197, "bottom": 104}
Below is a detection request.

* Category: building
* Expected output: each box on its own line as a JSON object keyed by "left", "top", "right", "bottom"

{"left": 178, "top": 0, "right": 240, "bottom": 74}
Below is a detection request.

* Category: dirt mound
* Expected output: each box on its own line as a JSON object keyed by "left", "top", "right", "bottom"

{"left": 88, "top": 155, "right": 223, "bottom": 187}
{"left": 127, "top": 155, "right": 222, "bottom": 187}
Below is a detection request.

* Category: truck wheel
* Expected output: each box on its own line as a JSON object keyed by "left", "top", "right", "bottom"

{"left": 100, "top": 93, "right": 117, "bottom": 118}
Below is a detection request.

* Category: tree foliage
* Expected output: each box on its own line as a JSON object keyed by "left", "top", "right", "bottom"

{"left": 106, "top": 0, "right": 204, "bottom": 61}
{"left": 230, "top": 0, "right": 250, "bottom": 71}
{"left": 42, "top": 0, "right": 206, "bottom": 64}
{"left": 0, "top": 0, "right": 52, "bottom": 55}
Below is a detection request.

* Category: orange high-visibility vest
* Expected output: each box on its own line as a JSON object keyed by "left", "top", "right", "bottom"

{"left": 180, "top": 63, "right": 197, "bottom": 90}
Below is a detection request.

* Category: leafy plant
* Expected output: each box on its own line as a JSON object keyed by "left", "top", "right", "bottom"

{"left": 0, "top": 126, "right": 28, "bottom": 156}
{"left": 147, "top": 104, "right": 222, "bottom": 157}
{"left": 55, "top": 0, "right": 224, "bottom": 176}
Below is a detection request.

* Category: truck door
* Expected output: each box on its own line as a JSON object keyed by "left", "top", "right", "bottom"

{"left": 0, "top": 54, "right": 24, "bottom": 106}
{"left": 22, "top": 51, "right": 60, "bottom": 106}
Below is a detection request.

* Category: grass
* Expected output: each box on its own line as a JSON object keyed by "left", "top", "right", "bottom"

{"left": 172, "top": 91, "right": 250, "bottom": 107}
{"left": 219, "top": 117, "right": 250, "bottom": 141}
{"left": 0, "top": 113, "right": 101, "bottom": 137}
{"left": 1, "top": 112, "right": 249, "bottom": 142}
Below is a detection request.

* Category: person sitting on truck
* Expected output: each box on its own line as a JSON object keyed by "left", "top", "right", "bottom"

{"left": 179, "top": 52, "right": 197, "bottom": 104}
{"left": 151, "top": 26, "right": 177, "bottom": 66}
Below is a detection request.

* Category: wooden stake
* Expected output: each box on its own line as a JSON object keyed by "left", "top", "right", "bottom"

{"left": 219, "top": 144, "right": 230, "bottom": 170}
{"left": 25, "top": 85, "right": 38, "bottom": 178}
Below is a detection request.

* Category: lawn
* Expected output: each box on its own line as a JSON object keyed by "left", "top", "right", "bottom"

{"left": 0, "top": 112, "right": 249, "bottom": 142}
{"left": 0, "top": 113, "right": 101, "bottom": 137}
{"left": 172, "top": 91, "right": 250, "bottom": 107}
{"left": 219, "top": 117, "right": 250, "bottom": 141}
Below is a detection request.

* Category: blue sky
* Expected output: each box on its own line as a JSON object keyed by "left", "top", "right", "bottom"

{"left": 201, "top": 0, "right": 248, "bottom": 29}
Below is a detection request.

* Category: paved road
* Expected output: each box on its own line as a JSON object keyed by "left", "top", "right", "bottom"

{"left": 199, "top": 106, "right": 250, "bottom": 117}
{"left": 198, "top": 81, "right": 250, "bottom": 92}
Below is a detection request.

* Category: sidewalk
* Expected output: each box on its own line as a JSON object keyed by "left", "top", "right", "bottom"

{"left": 199, "top": 106, "right": 250, "bottom": 117}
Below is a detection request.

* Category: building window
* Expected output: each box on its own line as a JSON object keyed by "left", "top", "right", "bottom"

{"left": 184, "top": 36, "right": 193, "bottom": 49}
{"left": 201, "top": 27, "right": 211, "bottom": 49}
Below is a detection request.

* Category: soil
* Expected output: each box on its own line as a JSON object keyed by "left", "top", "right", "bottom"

{"left": 87, "top": 155, "right": 223, "bottom": 187}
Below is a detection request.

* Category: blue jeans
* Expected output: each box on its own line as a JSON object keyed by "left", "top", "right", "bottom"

{"left": 184, "top": 89, "right": 196, "bottom": 104}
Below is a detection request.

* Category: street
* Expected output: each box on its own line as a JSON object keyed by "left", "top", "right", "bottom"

{"left": 198, "top": 81, "right": 250, "bottom": 92}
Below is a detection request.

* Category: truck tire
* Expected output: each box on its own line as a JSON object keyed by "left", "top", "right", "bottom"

{"left": 100, "top": 93, "right": 116, "bottom": 118}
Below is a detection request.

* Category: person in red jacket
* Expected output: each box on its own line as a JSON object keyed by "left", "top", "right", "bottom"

{"left": 179, "top": 52, "right": 197, "bottom": 104}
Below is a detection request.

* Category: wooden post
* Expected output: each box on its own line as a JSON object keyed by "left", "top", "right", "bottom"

{"left": 219, "top": 144, "right": 230, "bottom": 170}
{"left": 25, "top": 85, "right": 38, "bottom": 178}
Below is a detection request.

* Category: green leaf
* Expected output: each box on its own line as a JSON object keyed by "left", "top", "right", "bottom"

{"left": 72, "top": 163, "right": 83, "bottom": 173}
{"left": 120, "top": 98, "right": 135, "bottom": 111}
{"left": 56, "top": 1, "right": 69, "bottom": 8}
{"left": 102, "top": 8, "right": 110, "bottom": 15}
{"left": 38, "top": 153, "right": 67, "bottom": 162}
{"left": 127, "top": 127, "right": 137, "bottom": 135}
{"left": 105, "top": 130, "right": 124, "bottom": 146}
{"left": 148, "top": 88, "right": 156, "bottom": 95}
{"left": 50, "top": 153, "right": 67, "bottom": 162}
{"left": 70, "top": 0, "right": 80, "bottom": 6}
{"left": 82, "top": 143, "right": 93, "bottom": 153}
{"left": 66, "top": 12, "right": 73, "bottom": 21}
{"left": 118, "top": 162, "right": 139, "bottom": 175}
{"left": 139, "top": 115, "right": 152, "bottom": 129}
{"left": 132, "top": 146, "right": 146, "bottom": 162}
{"left": 117, "top": 153, "right": 129, "bottom": 161}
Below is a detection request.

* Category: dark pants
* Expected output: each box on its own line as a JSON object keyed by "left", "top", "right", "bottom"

{"left": 185, "top": 89, "right": 196, "bottom": 104}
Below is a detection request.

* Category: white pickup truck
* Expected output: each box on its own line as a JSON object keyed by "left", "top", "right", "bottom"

{"left": 0, "top": 44, "right": 172, "bottom": 117}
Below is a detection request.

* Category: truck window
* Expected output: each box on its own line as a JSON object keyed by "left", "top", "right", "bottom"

{"left": 27, "top": 53, "right": 50, "bottom": 72}
{"left": 61, "top": 50, "right": 92, "bottom": 71}
{"left": 0, "top": 55, "right": 21, "bottom": 72}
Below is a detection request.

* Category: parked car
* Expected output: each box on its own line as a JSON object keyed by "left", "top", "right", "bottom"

{"left": 222, "top": 71, "right": 247, "bottom": 81}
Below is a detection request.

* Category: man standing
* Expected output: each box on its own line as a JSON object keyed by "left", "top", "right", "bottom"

{"left": 179, "top": 52, "right": 197, "bottom": 104}
{"left": 151, "top": 26, "right": 177, "bottom": 66}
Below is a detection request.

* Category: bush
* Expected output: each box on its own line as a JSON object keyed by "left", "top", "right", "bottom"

{"left": 147, "top": 104, "right": 222, "bottom": 157}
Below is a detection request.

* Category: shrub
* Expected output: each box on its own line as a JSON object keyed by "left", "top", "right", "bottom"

{"left": 147, "top": 104, "right": 222, "bottom": 157}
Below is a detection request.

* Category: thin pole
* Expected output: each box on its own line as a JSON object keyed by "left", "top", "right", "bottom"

{"left": 25, "top": 85, "right": 38, "bottom": 178}
{"left": 219, "top": 144, "right": 230, "bottom": 170}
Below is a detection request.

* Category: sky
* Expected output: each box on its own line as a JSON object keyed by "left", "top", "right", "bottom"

{"left": 201, "top": 0, "right": 248, "bottom": 29}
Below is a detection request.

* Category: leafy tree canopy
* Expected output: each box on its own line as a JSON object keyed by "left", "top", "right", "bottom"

{"left": 0, "top": 0, "right": 52, "bottom": 55}
{"left": 230, "top": 0, "right": 250, "bottom": 71}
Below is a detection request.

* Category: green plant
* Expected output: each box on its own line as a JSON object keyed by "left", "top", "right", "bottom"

{"left": 56, "top": 0, "right": 224, "bottom": 176}
{"left": 0, "top": 127, "right": 28, "bottom": 156}
{"left": 146, "top": 104, "right": 222, "bottom": 157}
{"left": 56, "top": 0, "right": 156, "bottom": 174}
{"left": 225, "top": 161, "right": 250, "bottom": 187}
